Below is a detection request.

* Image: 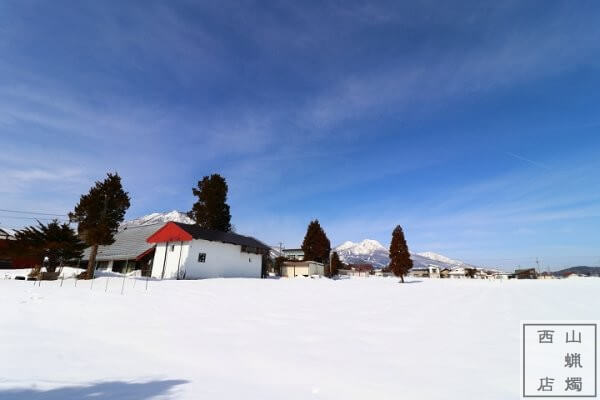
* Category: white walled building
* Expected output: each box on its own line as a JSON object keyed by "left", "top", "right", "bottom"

{"left": 282, "top": 248, "right": 304, "bottom": 260}
{"left": 409, "top": 265, "right": 441, "bottom": 278}
{"left": 147, "top": 222, "right": 269, "bottom": 279}
{"left": 280, "top": 260, "right": 324, "bottom": 278}
{"left": 448, "top": 267, "right": 467, "bottom": 279}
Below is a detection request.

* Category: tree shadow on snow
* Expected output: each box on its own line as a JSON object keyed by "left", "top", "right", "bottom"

{"left": 401, "top": 280, "right": 422, "bottom": 284}
{"left": 0, "top": 379, "right": 188, "bottom": 400}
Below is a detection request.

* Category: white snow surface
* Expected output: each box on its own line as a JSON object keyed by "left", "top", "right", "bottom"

{"left": 1, "top": 276, "right": 598, "bottom": 399}
{"left": 119, "top": 210, "right": 194, "bottom": 230}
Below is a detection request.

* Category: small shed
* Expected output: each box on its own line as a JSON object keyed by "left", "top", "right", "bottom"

{"left": 281, "top": 260, "right": 324, "bottom": 277}
{"left": 515, "top": 268, "right": 537, "bottom": 279}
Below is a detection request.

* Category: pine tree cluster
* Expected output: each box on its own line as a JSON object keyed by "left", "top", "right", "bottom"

{"left": 10, "top": 221, "right": 86, "bottom": 274}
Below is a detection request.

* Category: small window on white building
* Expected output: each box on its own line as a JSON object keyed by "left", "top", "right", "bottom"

{"left": 198, "top": 253, "right": 206, "bottom": 263}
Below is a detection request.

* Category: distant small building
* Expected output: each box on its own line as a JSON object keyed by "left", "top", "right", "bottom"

{"left": 409, "top": 265, "right": 440, "bottom": 278}
{"left": 564, "top": 272, "right": 585, "bottom": 279}
{"left": 538, "top": 272, "right": 555, "bottom": 280}
{"left": 339, "top": 263, "right": 373, "bottom": 277}
{"left": 492, "top": 272, "right": 511, "bottom": 280}
{"left": 515, "top": 268, "right": 537, "bottom": 279}
{"left": 281, "top": 260, "right": 324, "bottom": 277}
{"left": 448, "top": 267, "right": 467, "bottom": 279}
{"left": 0, "top": 227, "right": 38, "bottom": 269}
{"left": 282, "top": 248, "right": 304, "bottom": 261}
{"left": 373, "top": 269, "right": 395, "bottom": 277}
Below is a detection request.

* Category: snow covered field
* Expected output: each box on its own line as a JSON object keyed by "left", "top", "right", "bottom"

{"left": 0, "top": 275, "right": 598, "bottom": 399}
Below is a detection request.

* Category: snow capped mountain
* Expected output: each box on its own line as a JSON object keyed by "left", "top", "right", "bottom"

{"left": 120, "top": 210, "right": 194, "bottom": 230}
{"left": 334, "top": 239, "right": 391, "bottom": 268}
{"left": 415, "top": 252, "right": 463, "bottom": 266}
{"left": 334, "top": 239, "right": 477, "bottom": 270}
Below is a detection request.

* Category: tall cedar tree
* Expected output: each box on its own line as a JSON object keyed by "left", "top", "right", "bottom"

{"left": 69, "top": 173, "right": 130, "bottom": 279}
{"left": 330, "top": 251, "right": 343, "bottom": 277}
{"left": 389, "top": 225, "right": 413, "bottom": 283}
{"left": 188, "top": 174, "right": 232, "bottom": 232}
{"left": 301, "top": 220, "right": 331, "bottom": 265}
{"left": 10, "top": 221, "right": 85, "bottom": 274}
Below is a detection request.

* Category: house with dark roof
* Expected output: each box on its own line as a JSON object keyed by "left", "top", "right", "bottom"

{"left": 146, "top": 222, "right": 270, "bottom": 279}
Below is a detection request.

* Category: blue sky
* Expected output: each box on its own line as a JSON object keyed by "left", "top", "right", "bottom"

{"left": 1, "top": 1, "right": 599, "bottom": 269}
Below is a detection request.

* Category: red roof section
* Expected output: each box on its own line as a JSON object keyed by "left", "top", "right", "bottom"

{"left": 146, "top": 222, "right": 193, "bottom": 243}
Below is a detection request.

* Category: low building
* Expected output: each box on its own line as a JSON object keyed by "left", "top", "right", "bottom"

{"left": 515, "top": 268, "right": 537, "bottom": 279}
{"left": 0, "top": 227, "right": 38, "bottom": 269}
{"left": 339, "top": 263, "right": 374, "bottom": 277}
{"left": 492, "top": 272, "right": 511, "bottom": 280}
{"left": 147, "top": 222, "right": 269, "bottom": 279}
{"left": 82, "top": 223, "right": 162, "bottom": 276}
{"left": 281, "top": 260, "right": 324, "bottom": 277}
{"left": 0, "top": 228, "right": 15, "bottom": 269}
{"left": 373, "top": 269, "right": 395, "bottom": 277}
{"left": 409, "top": 265, "right": 440, "bottom": 278}
{"left": 538, "top": 272, "right": 555, "bottom": 280}
{"left": 282, "top": 248, "right": 304, "bottom": 261}
{"left": 448, "top": 267, "right": 467, "bottom": 279}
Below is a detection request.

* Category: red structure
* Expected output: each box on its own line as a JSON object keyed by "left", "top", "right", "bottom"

{"left": 0, "top": 238, "right": 38, "bottom": 269}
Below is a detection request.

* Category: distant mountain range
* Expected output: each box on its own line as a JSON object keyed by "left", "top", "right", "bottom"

{"left": 552, "top": 266, "right": 600, "bottom": 277}
{"left": 334, "top": 239, "right": 478, "bottom": 270}
{"left": 120, "top": 210, "right": 194, "bottom": 230}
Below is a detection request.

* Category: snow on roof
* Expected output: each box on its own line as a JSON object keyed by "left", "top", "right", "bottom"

{"left": 0, "top": 227, "right": 16, "bottom": 239}
{"left": 82, "top": 223, "right": 163, "bottom": 261}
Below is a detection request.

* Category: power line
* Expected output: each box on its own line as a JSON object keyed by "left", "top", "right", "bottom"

{"left": 0, "top": 208, "right": 68, "bottom": 217}
{"left": 0, "top": 215, "right": 69, "bottom": 221}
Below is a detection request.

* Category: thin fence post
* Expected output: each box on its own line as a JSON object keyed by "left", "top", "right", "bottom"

{"left": 60, "top": 275, "right": 64, "bottom": 287}
{"left": 91, "top": 260, "right": 97, "bottom": 290}
{"left": 105, "top": 276, "right": 110, "bottom": 292}
{"left": 145, "top": 274, "right": 149, "bottom": 291}
{"left": 121, "top": 274, "right": 126, "bottom": 295}
{"left": 121, "top": 259, "right": 129, "bottom": 295}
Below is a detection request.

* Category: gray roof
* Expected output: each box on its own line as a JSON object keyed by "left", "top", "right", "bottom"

{"left": 82, "top": 223, "right": 162, "bottom": 261}
{"left": 0, "top": 227, "right": 16, "bottom": 239}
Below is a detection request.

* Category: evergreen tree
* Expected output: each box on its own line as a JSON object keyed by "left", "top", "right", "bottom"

{"left": 388, "top": 225, "right": 413, "bottom": 283}
{"left": 69, "top": 173, "right": 130, "bottom": 279}
{"left": 188, "top": 174, "right": 232, "bottom": 232}
{"left": 301, "top": 220, "right": 331, "bottom": 265}
{"left": 330, "top": 251, "right": 342, "bottom": 277}
{"left": 10, "top": 220, "right": 85, "bottom": 275}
